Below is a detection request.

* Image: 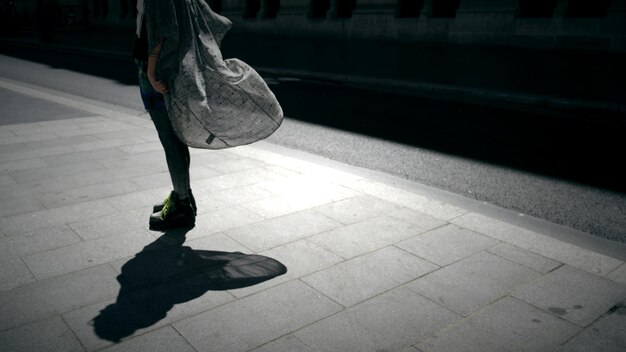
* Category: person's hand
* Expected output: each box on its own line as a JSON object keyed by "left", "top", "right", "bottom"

{"left": 148, "top": 73, "right": 168, "bottom": 94}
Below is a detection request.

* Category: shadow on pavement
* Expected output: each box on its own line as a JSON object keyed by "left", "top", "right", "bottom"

{"left": 91, "top": 228, "right": 287, "bottom": 342}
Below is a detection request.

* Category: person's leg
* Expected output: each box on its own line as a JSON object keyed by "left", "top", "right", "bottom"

{"left": 136, "top": 59, "right": 195, "bottom": 229}
{"left": 148, "top": 107, "right": 191, "bottom": 199}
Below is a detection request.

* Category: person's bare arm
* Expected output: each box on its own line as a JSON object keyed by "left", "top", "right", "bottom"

{"left": 147, "top": 39, "right": 168, "bottom": 93}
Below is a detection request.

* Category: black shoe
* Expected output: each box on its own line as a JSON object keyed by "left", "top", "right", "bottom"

{"left": 149, "top": 192, "right": 196, "bottom": 231}
{"left": 154, "top": 190, "right": 197, "bottom": 215}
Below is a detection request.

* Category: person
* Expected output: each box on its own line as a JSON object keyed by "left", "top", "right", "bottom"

{"left": 133, "top": 0, "right": 196, "bottom": 231}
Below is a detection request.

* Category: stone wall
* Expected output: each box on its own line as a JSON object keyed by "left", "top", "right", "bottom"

{"left": 12, "top": 0, "right": 626, "bottom": 52}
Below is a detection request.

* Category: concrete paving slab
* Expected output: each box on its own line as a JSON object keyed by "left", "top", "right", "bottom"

{"left": 228, "top": 239, "right": 343, "bottom": 298}
{"left": 0, "top": 315, "right": 84, "bottom": 352}
{"left": 208, "top": 184, "right": 275, "bottom": 206}
{"left": 398, "top": 224, "right": 499, "bottom": 266}
{"left": 302, "top": 246, "right": 439, "bottom": 307}
{"left": 0, "top": 195, "right": 44, "bottom": 217}
{"left": 0, "top": 87, "right": 92, "bottom": 125}
{"left": 250, "top": 334, "right": 314, "bottom": 352}
{"left": 41, "top": 147, "right": 128, "bottom": 166}
{"left": 0, "top": 257, "right": 35, "bottom": 292}
{"left": 606, "top": 264, "right": 626, "bottom": 286}
{"left": 557, "top": 306, "right": 626, "bottom": 352}
{"left": 9, "top": 160, "right": 105, "bottom": 184}
{"left": 173, "top": 280, "right": 342, "bottom": 352}
{"left": 349, "top": 178, "right": 468, "bottom": 220}
{"left": 193, "top": 168, "right": 277, "bottom": 192}
{"left": 99, "top": 326, "right": 196, "bottom": 352}
{"left": 512, "top": 265, "right": 626, "bottom": 327}
{"left": 0, "top": 132, "right": 58, "bottom": 146}
{"left": 312, "top": 194, "right": 402, "bottom": 225}
{"left": 187, "top": 205, "right": 266, "bottom": 242}
{"left": 0, "top": 157, "right": 48, "bottom": 173}
{"left": 64, "top": 286, "right": 234, "bottom": 351}
{"left": 69, "top": 213, "right": 142, "bottom": 241}
{"left": 487, "top": 242, "right": 563, "bottom": 274}
{"left": 452, "top": 212, "right": 624, "bottom": 276}
{"left": 225, "top": 209, "right": 342, "bottom": 252}
{"left": 0, "top": 265, "right": 119, "bottom": 331}
{"left": 0, "top": 174, "right": 16, "bottom": 186}
{"left": 242, "top": 183, "right": 359, "bottom": 219}
{"left": 416, "top": 297, "right": 580, "bottom": 352}
{"left": 104, "top": 187, "right": 170, "bottom": 213}
{"left": 295, "top": 286, "right": 460, "bottom": 352}
{"left": 0, "top": 199, "right": 118, "bottom": 236}
{"left": 39, "top": 179, "right": 142, "bottom": 209}
{"left": 0, "top": 225, "right": 81, "bottom": 259}
{"left": 385, "top": 207, "right": 447, "bottom": 231}
{"left": 407, "top": 251, "right": 541, "bottom": 316}
{"left": 23, "top": 229, "right": 153, "bottom": 280}
{"left": 1, "top": 176, "right": 80, "bottom": 201}
{"left": 310, "top": 215, "right": 424, "bottom": 259}
{"left": 186, "top": 232, "right": 252, "bottom": 254}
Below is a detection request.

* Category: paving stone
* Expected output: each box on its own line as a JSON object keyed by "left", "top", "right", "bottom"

{"left": 228, "top": 239, "right": 343, "bottom": 298}
{"left": 385, "top": 207, "right": 447, "bottom": 230}
{"left": 250, "top": 334, "right": 314, "bottom": 352}
{"left": 99, "top": 326, "right": 196, "bottom": 352}
{"left": 10, "top": 160, "right": 105, "bottom": 184}
{"left": 0, "top": 265, "right": 119, "bottom": 330}
{"left": 0, "top": 257, "right": 35, "bottom": 292}
{"left": 25, "top": 134, "right": 97, "bottom": 149}
{"left": 242, "top": 183, "right": 359, "bottom": 219}
{"left": 488, "top": 243, "right": 562, "bottom": 274}
{"left": 407, "top": 251, "right": 541, "bottom": 316}
{"left": 417, "top": 297, "right": 580, "bottom": 352}
{"left": 116, "top": 142, "right": 163, "bottom": 154}
{"left": 187, "top": 232, "right": 253, "bottom": 253}
{"left": 310, "top": 215, "right": 424, "bottom": 259}
{"left": 208, "top": 157, "right": 268, "bottom": 174}
{"left": 64, "top": 288, "right": 233, "bottom": 351}
{"left": 0, "top": 225, "right": 81, "bottom": 259}
{"left": 0, "top": 132, "right": 58, "bottom": 146}
{"left": 94, "top": 150, "right": 165, "bottom": 170}
{"left": 557, "top": 306, "right": 626, "bottom": 352}
{"left": 24, "top": 229, "right": 153, "bottom": 280}
{"left": 1, "top": 176, "right": 79, "bottom": 201}
{"left": 42, "top": 148, "right": 127, "bottom": 166}
{"left": 187, "top": 205, "right": 266, "bottom": 242}
{"left": 349, "top": 179, "right": 467, "bottom": 220}
{"left": 0, "top": 195, "right": 44, "bottom": 217}
{"left": 39, "top": 179, "right": 142, "bottom": 208}
{"left": 104, "top": 187, "right": 170, "bottom": 212}
{"left": 0, "top": 143, "right": 76, "bottom": 163}
{"left": 0, "top": 199, "right": 118, "bottom": 236}
{"left": 70, "top": 213, "right": 141, "bottom": 240}
{"left": 0, "top": 174, "right": 16, "bottom": 186}
{"left": 225, "top": 209, "right": 342, "bottom": 252}
{"left": 174, "top": 280, "right": 342, "bottom": 352}
{"left": 194, "top": 168, "right": 279, "bottom": 192}
{"left": 67, "top": 163, "right": 166, "bottom": 188}
{"left": 129, "top": 172, "right": 173, "bottom": 189}
{"left": 313, "top": 194, "right": 401, "bottom": 225}
{"left": 0, "top": 315, "right": 84, "bottom": 352}
{"left": 606, "top": 264, "right": 626, "bottom": 286}
{"left": 208, "top": 184, "right": 275, "bottom": 206}
{"left": 397, "top": 224, "right": 499, "bottom": 266}
{"left": 0, "top": 157, "right": 48, "bottom": 173}
{"left": 189, "top": 165, "right": 222, "bottom": 180}
{"left": 452, "top": 212, "right": 623, "bottom": 276}
{"left": 303, "top": 246, "right": 438, "bottom": 307}
{"left": 512, "top": 265, "right": 626, "bottom": 327}
{"left": 295, "top": 286, "right": 460, "bottom": 352}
